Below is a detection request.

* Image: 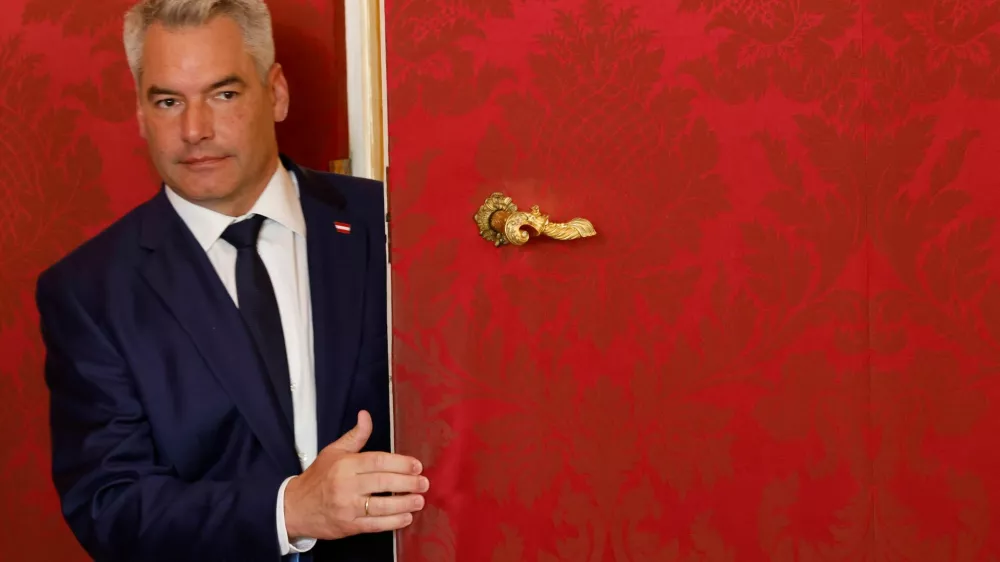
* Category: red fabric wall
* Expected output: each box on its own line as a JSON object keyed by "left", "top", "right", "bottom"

{"left": 0, "top": 0, "right": 346, "bottom": 557}
{"left": 384, "top": 0, "right": 1000, "bottom": 559}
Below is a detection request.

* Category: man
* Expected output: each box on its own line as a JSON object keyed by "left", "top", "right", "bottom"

{"left": 34, "top": 0, "right": 426, "bottom": 560}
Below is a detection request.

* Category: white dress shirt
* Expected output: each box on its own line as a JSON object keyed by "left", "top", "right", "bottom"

{"left": 165, "top": 162, "right": 317, "bottom": 556}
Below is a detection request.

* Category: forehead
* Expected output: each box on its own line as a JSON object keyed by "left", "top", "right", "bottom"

{"left": 141, "top": 16, "right": 255, "bottom": 88}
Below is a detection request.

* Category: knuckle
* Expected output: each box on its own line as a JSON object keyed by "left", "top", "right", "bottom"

{"left": 330, "top": 492, "right": 346, "bottom": 510}
{"left": 328, "top": 471, "right": 344, "bottom": 489}
{"left": 331, "top": 460, "right": 353, "bottom": 482}
{"left": 330, "top": 484, "right": 352, "bottom": 508}
{"left": 336, "top": 504, "right": 353, "bottom": 521}
{"left": 326, "top": 482, "right": 342, "bottom": 503}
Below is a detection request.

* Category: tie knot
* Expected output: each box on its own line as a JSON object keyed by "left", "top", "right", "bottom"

{"left": 221, "top": 215, "right": 267, "bottom": 250}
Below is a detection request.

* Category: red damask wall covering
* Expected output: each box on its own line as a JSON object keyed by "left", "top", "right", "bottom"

{"left": 386, "top": 0, "right": 1000, "bottom": 560}
{"left": 0, "top": 0, "right": 346, "bottom": 557}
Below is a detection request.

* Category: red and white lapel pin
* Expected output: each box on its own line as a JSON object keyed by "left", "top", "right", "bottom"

{"left": 334, "top": 221, "right": 351, "bottom": 234}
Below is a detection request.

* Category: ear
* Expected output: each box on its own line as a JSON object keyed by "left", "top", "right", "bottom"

{"left": 136, "top": 98, "right": 148, "bottom": 140}
{"left": 268, "top": 63, "right": 290, "bottom": 123}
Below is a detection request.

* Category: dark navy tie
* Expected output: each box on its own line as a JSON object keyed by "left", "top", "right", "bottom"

{"left": 221, "top": 215, "right": 294, "bottom": 428}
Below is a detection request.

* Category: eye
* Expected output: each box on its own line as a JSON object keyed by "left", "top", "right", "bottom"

{"left": 216, "top": 91, "right": 238, "bottom": 101}
{"left": 154, "top": 98, "right": 179, "bottom": 109}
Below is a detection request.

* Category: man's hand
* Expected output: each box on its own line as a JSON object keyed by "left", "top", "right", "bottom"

{"left": 283, "top": 410, "right": 428, "bottom": 540}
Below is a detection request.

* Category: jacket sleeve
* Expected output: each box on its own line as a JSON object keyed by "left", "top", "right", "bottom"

{"left": 36, "top": 268, "right": 285, "bottom": 562}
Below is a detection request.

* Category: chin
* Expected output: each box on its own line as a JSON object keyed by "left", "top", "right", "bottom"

{"left": 173, "top": 168, "right": 236, "bottom": 194}
{"left": 170, "top": 177, "right": 238, "bottom": 204}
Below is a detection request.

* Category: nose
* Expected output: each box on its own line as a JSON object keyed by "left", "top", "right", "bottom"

{"left": 181, "top": 100, "right": 214, "bottom": 144}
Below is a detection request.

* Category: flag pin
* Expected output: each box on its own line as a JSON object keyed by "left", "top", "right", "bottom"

{"left": 334, "top": 221, "right": 351, "bottom": 234}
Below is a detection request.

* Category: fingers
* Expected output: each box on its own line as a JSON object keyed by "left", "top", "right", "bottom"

{"left": 355, "top": 513, "right": 415, "bottom": 534}
{"left": 359, "top": 493, "right": 425, "bottom": 518}
{"left": 353, "top": 451, "right": 423, "bottom": 475}
{"left": 357, "top": 473, "right": 430, "bottom": 496}
{"left": 330, "top": 410, "right": 373, "bottom": 453}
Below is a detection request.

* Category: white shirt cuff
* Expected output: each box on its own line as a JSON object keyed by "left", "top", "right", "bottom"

{"left": 277, "top": 476, "right": 318, "bottom": 555}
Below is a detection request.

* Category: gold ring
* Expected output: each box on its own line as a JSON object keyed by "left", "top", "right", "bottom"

{"left": 364, "top": 495, "right": 370, "bottom": 517}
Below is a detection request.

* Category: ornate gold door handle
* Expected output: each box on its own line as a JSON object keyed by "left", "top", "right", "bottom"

{"left": 474, "top": 192, "right": 596, "bottom": 247}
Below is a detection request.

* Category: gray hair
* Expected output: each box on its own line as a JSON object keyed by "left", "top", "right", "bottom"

{"left": 123, "top": 0, "right": 275, "bottom": 83}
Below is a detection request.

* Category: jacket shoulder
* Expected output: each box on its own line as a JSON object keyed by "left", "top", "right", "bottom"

{"left": 36, "top": 196, "right": 152, "bottom": 298}
{"left": 297, "top": 167, "right": 385, "bottom": 222}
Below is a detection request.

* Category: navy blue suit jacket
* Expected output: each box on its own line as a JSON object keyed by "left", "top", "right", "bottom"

{"left": 35, "top": 156, "right": 393, "bottom": 562}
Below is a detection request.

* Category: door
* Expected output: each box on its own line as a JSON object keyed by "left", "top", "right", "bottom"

{"left": 384, "top": 0, "right": 1000, "bottom": 560}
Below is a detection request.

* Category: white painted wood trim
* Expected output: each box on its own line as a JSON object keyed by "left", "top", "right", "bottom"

{"left": 344, "top": 0, "right": 385, "bottom": 181}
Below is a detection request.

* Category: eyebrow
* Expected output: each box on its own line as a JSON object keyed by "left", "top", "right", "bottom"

{"left": 146, "top": 75, "right": 247, "bottom": 100}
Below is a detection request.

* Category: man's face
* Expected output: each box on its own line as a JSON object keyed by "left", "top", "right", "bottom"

{"left": 136, "top": 16, "right": 289, "bottom": 215}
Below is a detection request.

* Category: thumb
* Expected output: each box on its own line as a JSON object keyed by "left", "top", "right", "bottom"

{"left": 330, "top": 410, "right": 372, "bottom": 453}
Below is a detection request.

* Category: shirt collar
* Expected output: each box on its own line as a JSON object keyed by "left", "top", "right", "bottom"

{"left": 165, "top": 162, "right": 306, "bottom": 251}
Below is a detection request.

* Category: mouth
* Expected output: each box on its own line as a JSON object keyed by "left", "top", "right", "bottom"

{"left": 180, "top": 155, "right": 231, "bottom": 168}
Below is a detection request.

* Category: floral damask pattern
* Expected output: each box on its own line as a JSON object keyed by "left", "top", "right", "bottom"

{"left": 0, "top": 28, "right": 113, "bottom": 560}
{"left": 864, "top": 0, "right": 1000, "bottom": 556}
{"left": 870, "top": 0, "right": 1000, "bottom": 100}
{"left": 0, "top": 23, "right": 111, "bottom": 556}
{"left": 386, "top": 0, "right": 1000, "bottom": 559}
{"left": 0, "top": 35, "right": 110, "bottom": 329}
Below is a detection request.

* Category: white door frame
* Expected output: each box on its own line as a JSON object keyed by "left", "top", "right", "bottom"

{"left": 344, "top": 0, "right": 387, "bottom": 182}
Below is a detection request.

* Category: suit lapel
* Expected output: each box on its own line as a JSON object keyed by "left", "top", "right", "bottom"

{"left": 292, "top": 165, "right": 367, "bottom": 449}
{"left": 137, "top": 192, "right": 300, "bottom": 475}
